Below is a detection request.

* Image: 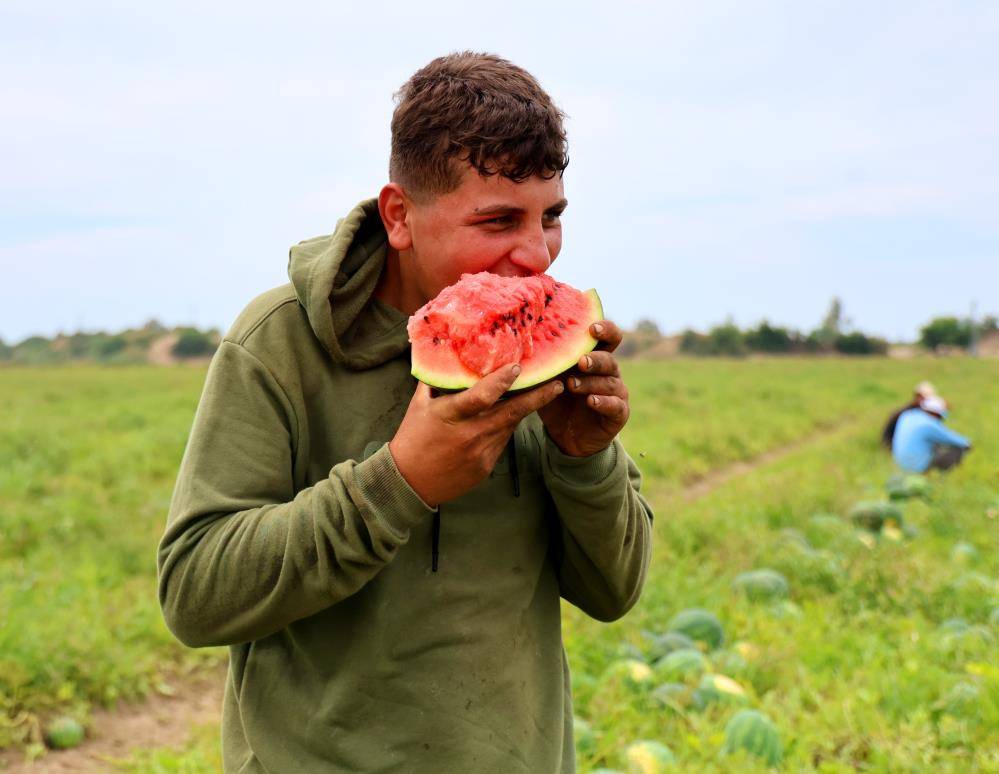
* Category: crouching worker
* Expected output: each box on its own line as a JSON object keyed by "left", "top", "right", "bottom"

{"left": 892, "top": 394, "right": 972, "bottom": 473}
{"left": 156, "top": 52, "right": 653, "bottom": 774}
{"left": 880, "top": 380, "right": 937, "bottom": 448}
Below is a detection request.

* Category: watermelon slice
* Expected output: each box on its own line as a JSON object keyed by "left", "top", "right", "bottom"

{"left": 408, "top": 272, "right": 602, "bottom": 392}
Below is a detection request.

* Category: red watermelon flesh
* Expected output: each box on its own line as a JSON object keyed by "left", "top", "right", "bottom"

{"left": 408, "top": 272, "right": 603, "bottom": 391}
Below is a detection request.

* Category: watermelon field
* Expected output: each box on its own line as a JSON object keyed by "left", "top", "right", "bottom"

{"left": 1, "top": 357, "right": 997, "bottom": 771}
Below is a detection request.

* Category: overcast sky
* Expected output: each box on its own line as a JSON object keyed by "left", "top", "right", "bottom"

{"left": 2, "top": 1, "right": 997, "bottom": 343}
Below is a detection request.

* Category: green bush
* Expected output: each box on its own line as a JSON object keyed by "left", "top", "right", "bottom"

{"left": 171, "top": 328, "right": 217, "bottom": 359}
{"left": 835, "top": 332, "right": 887, "bottom": 355}
{"left": 920, "top": 317, "right": 972, "bottom": 350}
{"left": 745, "top": 321, "right": 794, "bottom": 353}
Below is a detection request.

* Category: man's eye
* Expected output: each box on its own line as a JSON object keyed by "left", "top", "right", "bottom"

{"left": 485, "top": 216, "right": 513, "bottom": 226}
{"left": 543, "top": 212, "right": 563, "bottom": 225}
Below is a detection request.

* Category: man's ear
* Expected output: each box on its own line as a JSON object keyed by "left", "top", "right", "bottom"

{"left": 378, "top": 183, "right": 413, "bottom": 251}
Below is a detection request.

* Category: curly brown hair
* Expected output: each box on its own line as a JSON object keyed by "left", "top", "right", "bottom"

{"left": 390, "top": 52, "right": 569, "bottom": 201}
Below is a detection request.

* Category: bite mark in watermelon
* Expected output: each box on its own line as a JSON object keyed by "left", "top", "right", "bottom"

{"left": 408, "top": 272, "right": 602, "bottom": 392}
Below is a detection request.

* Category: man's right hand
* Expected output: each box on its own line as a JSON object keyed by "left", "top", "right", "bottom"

{"left": 389, "top": 364, "right": 564, "bottom": 507}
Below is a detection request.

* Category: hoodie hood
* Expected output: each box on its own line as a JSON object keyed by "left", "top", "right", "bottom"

{"left": 288, "top": 198, "right": 409, "bottom": 370}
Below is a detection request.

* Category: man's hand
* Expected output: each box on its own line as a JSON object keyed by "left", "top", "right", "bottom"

{"left": 390, "top": 364, "right": 565, "bottom": 507}
{"left": 538, "top": 320, "right": 630, "bottom": 457}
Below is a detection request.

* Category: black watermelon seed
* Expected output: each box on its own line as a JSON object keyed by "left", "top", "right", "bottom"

{"left": 527, "top": 313, "right": 533, "bottom": 320}
{"left": 424, "top": 316, "right": 430, "bottom": 323}
{"left": 558, "top": 322, "right": 566, "bottom": 329}
{"left": 537, "top": 315, "right": 543, "bottom": 323}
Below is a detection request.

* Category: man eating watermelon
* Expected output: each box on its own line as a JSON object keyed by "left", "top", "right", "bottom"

{"left": 158, "top": 51, "right": 653, "bottom": 773}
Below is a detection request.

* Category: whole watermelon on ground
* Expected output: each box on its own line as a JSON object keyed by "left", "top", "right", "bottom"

{"left": 935, "top": 681, "right": 981, "bottom": 719}
{"left": 733, "top": 568, "right": 790, "bottom": 602}
{"left": 691, "top": 673, "right": 750, "bottom": 711}
{"left": 721, "top": 709, "right": 783, "bottom": 766}
{"left": 666, "top": 609, "right": 725, "bottom": 650}
{"left": 574, "top": 716, "right": 598, "bottom": 757}
{"left": 951, "top": 542, "right": 979, "bottom": 565}
{"left": 886, "top": 473, "right": 931, "bottom": 500}
{"left": 601, "top": 659, "right": 655, "bottom": 691}
{"left": 408, "top": 272, "right": 602, "bottom": 392}
{"left": 654, "top": 648, "right": 709, "bottom": 682}
{"left": 849, "top": 500, "right": 904, "bottom": 532}
{"left": 651, "top": 681, "right": 691, "bottom": 710}
{"left": 643, "top": 630, "right": 697, "bottom": 662}
{"left": 624, "top": 740, "right": 676, "bottom": 772}
{"left": 44, "top": 717, "right": 85, "bottom": 750}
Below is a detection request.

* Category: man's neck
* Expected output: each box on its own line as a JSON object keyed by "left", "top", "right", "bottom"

{"left": 374, "top": 246, "right": 425, "bottom": 316}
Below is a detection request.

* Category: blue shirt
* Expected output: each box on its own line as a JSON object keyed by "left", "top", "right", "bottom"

{"left": 892, "top": 408, "right": 971, "bottom": 473}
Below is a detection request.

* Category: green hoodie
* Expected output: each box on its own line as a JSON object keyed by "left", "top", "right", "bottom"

{"left": 158, "top": 199, "right": 654, "bottom": 773}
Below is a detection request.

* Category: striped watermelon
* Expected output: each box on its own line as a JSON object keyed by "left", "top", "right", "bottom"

{"left": 654, "top": 648, "right": 708, "bottom": 683}
{"left": 666, "top": 608, "right": 725, "bottom": 650}
{"left": 692, "top": 674, "right": 750, "bottom": 711}
{"left": 624, "top": 740, "right": 676, "bottom": 772}
{"left": 721, "top": 709, "right": 783, "bottom": 766}
{"left": 733, "top": 569, "right": 790, "bottom": 602}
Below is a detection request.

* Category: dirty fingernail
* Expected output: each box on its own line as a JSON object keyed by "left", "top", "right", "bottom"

{"left": 591, "top": 395, "right": 601, "bottom": 406}
{"left": 511, "top": 364, "right": 521, "bottom": 376}
{"left": 554, "top": 381, "right": 564, "bottom": 394}
{"left": 583, "top": 356, "right": 592, "bottom": 370}
{"left": 592, "top": 323, "right": 604, "bottom": 334}
{"left": 570, "top": 377, "right": 581, "bottom": 389}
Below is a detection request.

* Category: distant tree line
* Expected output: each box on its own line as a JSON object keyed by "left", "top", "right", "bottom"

{"left": 0, "top": 320, "right": 220, "bottom": 365}
{"left": 919, "top": 315, "right": 996, "bottom": 350}
{"left": 620, "top": 299, "right": 997, "bottom": 358}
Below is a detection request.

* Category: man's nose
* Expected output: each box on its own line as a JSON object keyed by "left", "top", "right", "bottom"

{"left": 509, "top": 226, "right": 552, "bottom": 274}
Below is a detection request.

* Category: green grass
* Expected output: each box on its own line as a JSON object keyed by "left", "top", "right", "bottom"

{"left": 568, "top": 359, "right": 999, "bottom": 771}
{"left": 0, "top": 366, "right": 219, "bottom": 751}
{"left": 1, "top": 358, "right": 996, "bottom": 770}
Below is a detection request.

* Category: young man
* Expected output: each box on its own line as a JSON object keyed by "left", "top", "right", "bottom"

{"left": 158, "top": 52, "right": 653, "bottom": 773}
{"left": 892, "top": 394, "right": 972, "bottom": 473}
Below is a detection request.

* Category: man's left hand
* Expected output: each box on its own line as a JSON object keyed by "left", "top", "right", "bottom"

{"left": 537, "top": 320, "right": 630, "bottom": 457}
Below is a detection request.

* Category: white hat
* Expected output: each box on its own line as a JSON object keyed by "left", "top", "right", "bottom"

{"left": 915, "top": 381, "right": 937, "bottom": 398}
{"left": 920, "top": 395, "right": 948, "bottom": 417}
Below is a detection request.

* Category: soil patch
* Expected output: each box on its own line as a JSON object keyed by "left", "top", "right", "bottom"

{"left": 0, "top": 663, "right": 226, "bottom": 772}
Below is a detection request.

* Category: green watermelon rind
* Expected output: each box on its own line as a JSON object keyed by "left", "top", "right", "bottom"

{"left": 849, "top": 500, "right": 904, "bottom": 532}
{"left": 721, "top": 709, "right": 783, "bottom": 766}
{"left": 732, "top": 569, "right": 790, "bottom": 602}
{"left": 653, "top": 648, "right": 709, "bottom": 682}
{"left": 44, "top": 716, "right": 85, "bottom": 750}
{"left": 624, "top": 739, "right": 677, "bottom": 771}
{"left": 666, "top": 608, "right": 725, "bottom": 651}
{"left": 411, "top": 289, "right": 602, "bottom": 392}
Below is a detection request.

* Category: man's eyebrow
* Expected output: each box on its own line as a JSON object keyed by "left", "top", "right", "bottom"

{"left": 471, "top": 199, "right": 569, "bottom": 216}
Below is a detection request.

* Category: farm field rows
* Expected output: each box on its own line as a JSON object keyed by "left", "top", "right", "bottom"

{"left": 1, "top": 358, "right": 996, "bottom": 770}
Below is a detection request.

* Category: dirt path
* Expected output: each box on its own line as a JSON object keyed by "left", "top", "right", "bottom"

{"left": 0, "top": 665, "right": 227, "bottom": 772}
{"left": 0, "top": 418, "right": 858, "bottom": 771}
{"left": 679, "top": 419, "right": 856, "bottom": 501}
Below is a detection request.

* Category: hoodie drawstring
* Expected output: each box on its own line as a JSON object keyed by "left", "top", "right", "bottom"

{"left": 431, "top": 511, "right": 440, "bottom": 572}
{"left": 507, "top": 434, "right": 521, "bottom": 498}
{"left": 431, "top": 434, "right": 520, "bottom": 573}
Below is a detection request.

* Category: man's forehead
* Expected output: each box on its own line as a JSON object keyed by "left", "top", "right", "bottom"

{"left": 449, "top": 164, "right": 565, "bottom": 206}
{"left": 472, "top": 198, "right": 568, "bottom": 215}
